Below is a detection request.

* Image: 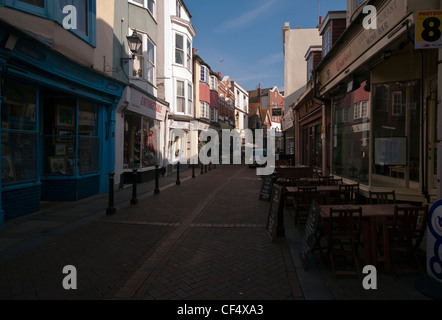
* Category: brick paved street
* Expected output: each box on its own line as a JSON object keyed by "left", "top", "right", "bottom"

{"left": 0, "top": 164, "right": 435, "bottom": 304}
{"left": 0, "top": 165, "right": 303, "bottom": 301}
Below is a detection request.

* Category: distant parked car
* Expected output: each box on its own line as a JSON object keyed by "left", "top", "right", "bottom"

{"left": 249, "top": 149, "right": 267, "bottom": 168}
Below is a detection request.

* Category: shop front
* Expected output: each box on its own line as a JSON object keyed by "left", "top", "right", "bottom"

{"left": 0, "top": 22, "right": 124, "bottom": 223}
{"left": 116, "top": 86, "right": 168, "bottom": 185}
{"left": 293, "top": 87, "right": 327, "bottom": 173}
{"left": 316, "top": 0, "right": 439, "bottom": 202}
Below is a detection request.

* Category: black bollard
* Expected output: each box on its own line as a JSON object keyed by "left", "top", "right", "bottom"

{"left": 209, "top": 162, "right": 212, "bottom": 171}
{"left": 205, "top": 165, "right": 208, "bottom": 173}
{"left": 201, "top": 162, "right": 204, "bottom": 175}
{"left": 131, "top": 168, "right": 138, "bottom": 205}
{"left": 176, "top": 162, "right": 181, "bottom": 185}
{"left": 106, "top": 172, "right": 116, "bottom": 216}
{"left": 192, "top": 164, "right": 196, "bottom": 179}
{"left": 154, "top": 165, "right": 160, "bottom": 195}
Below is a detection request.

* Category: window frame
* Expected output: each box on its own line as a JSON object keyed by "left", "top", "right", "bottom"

{"left": 392, "top": 91, "right": 403, "bottom": 116}
{"left": 4, "top": 0, "right": 96, "bottom": 46}
{"left": 323, "top": 27, "right": 331, "bottom": 57}
{"left": 187, "top": 83, "right": 193, "bottom": 116}
{"left": 175, "top": 33, "right": 185, "bottom": 66}
{"left": 128, "top": 0, "right": 156, "bottom": 19}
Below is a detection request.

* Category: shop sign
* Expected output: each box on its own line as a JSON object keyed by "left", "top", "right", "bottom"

{"left": 352, "top": 122, "right": 370, "bottom": 133}
{"left": 127, "top": 88, "right": 166, "bottom": 121}
{"left": 170, "top": 120, "right": 190, "bottom": 130}
{"left": 319, "top": 0, "right": 407, "bottom": 89}
{"left": 416, "top": 10, "right": 442, "bottom": 49}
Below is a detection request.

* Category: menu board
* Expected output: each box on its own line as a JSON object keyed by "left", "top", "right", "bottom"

{"left": 265, "top": 184, "right": 283, "bottom": 242}
{"left": 259, "top": 175, "right": 274, "bottom": 202}
{"left": 299, "top": 201, "right": 321, "bottom": 270}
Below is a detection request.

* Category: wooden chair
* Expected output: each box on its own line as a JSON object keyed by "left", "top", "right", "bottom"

{"left": 337, "top": 183, "right": 360, "bottom": 205}
{"left": 318, "top": 175, "right": 334, "bottom": 186}
{"left": 385, "top": 205, "right": 429, "bottom": 276}
{"left": 369, "top": 190, "right": 396, "bottom": 204}
{"left": 294, "top": 186, "right": 318, "bottom": 225}
{"left": 326, "top": 207, "right": 363, "bottom": 279}
{"left": 329, "top": 178, "right": 343, "bottom": 186}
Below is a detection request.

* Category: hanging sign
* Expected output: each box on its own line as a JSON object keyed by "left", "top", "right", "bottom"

{"left": 416, "top": 10, "right": 442, "bottom": 49}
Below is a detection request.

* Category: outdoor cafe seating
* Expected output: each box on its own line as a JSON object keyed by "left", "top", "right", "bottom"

{"left": 276, "top": 167, "right": 429, "bottom": 278}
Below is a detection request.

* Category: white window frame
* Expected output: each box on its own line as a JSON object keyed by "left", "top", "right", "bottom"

{"left": 354, "top": 101, "right": 369, "bottom": 119}
{"left": 210, "top": 107, "right": 218, "bottom": 122}
{"left": 129, "top": 0, "right": 156, "bottom": 19}
{"left": 392, "top": 91, "right": 403, "bottom": 116}
{"left": 200, "top": 101, "right": 209, "bottom": 119}
{"left": 176, "top": 80, "right": 186, "bottom": 114}
{"left": 175, "top": 33, "right": 185, "bottom": 66}
{"left": 176, "top": 0, "right": 182, "bottom": 18}
{"left": 129, "top": 30, "right": 156, "bottom": 84}
{"left": 210, "top": 76, "right": 218, "bottom": 91}
{"left": 187, "top": 39, "right": 192, "bottom": 71}
{"left": 188, "top": 83, "right": 193, "bottom": 116}
{"left": 200, "top": 65, "right": 209, "bottom": 84}
{"left": 146, "top": 37, "right": 156, "bottom": 84}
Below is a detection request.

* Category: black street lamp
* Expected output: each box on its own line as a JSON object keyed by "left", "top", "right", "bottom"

{"left": 121, "top": 31, "right": 143, "bottom": 65}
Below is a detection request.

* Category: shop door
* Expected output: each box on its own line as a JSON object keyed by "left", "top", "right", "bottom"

{"left": 41, "top": 94, "right": 77, "bottom": 177}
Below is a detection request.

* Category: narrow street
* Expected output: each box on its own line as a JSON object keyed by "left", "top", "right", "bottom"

{"left": 0, "top": 165, "right": 302, "bottom": 301}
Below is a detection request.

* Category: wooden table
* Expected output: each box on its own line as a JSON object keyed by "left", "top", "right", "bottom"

{"left": 319, "top": 204, "right": 417, "bottom": 274}
{"left": 286, "top": 185, "right": 340, "bottom": 195}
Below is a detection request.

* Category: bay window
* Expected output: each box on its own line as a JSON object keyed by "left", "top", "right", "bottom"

{"left": 175, "top": 34, "right": 184, "bottom": 66}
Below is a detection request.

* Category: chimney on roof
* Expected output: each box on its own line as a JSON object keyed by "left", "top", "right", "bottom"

{"left": 317, "top": 16, "right": 323, "bottom": 28}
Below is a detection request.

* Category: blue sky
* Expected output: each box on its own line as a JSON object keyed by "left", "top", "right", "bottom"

{"left": 185, "top": 0, "right": 347, "bottom": 92}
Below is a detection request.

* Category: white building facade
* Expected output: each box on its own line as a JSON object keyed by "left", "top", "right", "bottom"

{"left": 158, "top": 0, "right": 196, "bottom": 169}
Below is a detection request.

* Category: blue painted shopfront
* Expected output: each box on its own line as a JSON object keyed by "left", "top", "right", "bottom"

{"left": 0, "top": 22, "right": 124, "bottom": 225}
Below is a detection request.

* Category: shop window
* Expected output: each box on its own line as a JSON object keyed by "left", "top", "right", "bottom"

{"left": 123, "top": 114, "right": 158, "bottom": 169}
{"left": 332, "top": 85, "right": 370, "bottom": 184}
{"left": 18, "top": 0, "right": 44, "bottom": 8}
{"left": 42, "top": 97, "right": 99, "bottom": 176}
{"left": 142, "top": 118, "right": 158, "bottom": 167}
{"left": 1, "top": 79, "right": 39, "bottom": 185}
{"left": 372, "top": 81, "right": 421, "bottom": 186}
{"left": 78, "top": 101, "right": 98, "bottom": 175}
